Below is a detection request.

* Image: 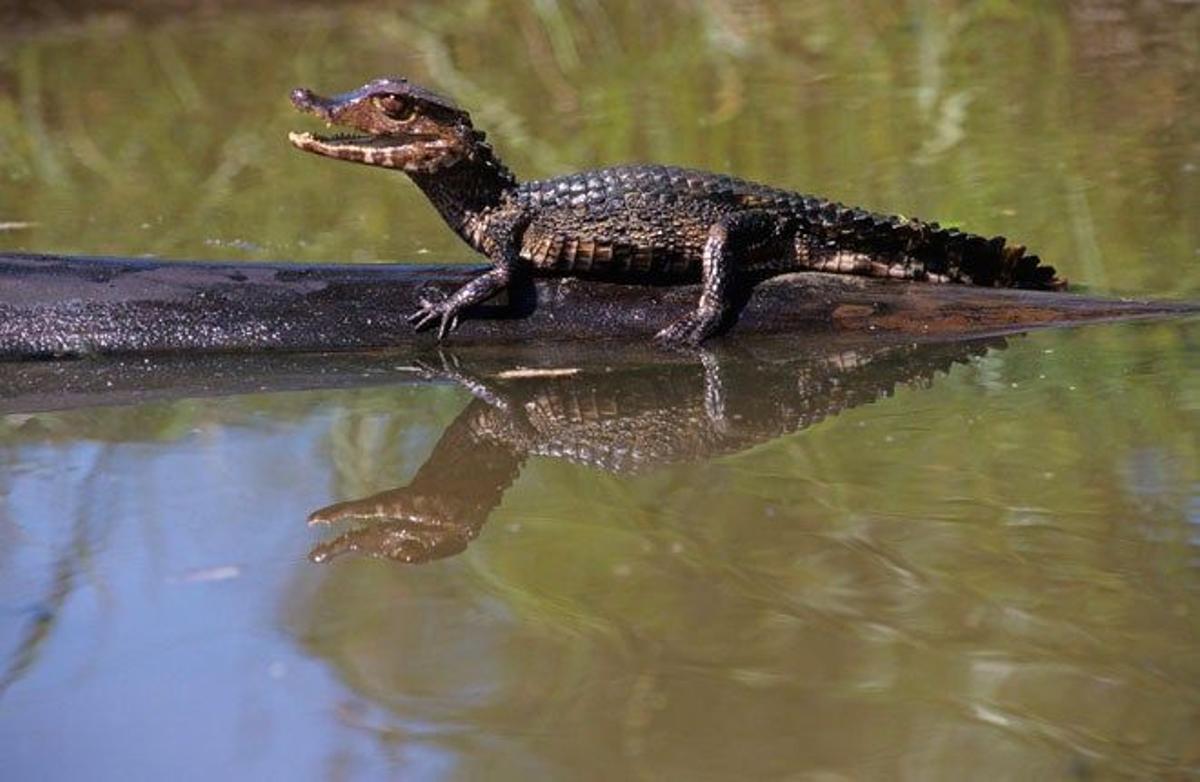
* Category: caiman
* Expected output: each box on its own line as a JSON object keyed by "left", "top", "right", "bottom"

{"left": 289, "top": 78, "right": 1063, "bottom": 345}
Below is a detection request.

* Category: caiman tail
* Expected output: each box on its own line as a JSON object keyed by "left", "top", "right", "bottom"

{"left": 798, "top": 201, "right": 1065, "bottom": 290}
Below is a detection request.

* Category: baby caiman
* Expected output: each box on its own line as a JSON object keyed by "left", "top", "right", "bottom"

{"left": 289, "top": 78, "right": 1062, "bottom": 345}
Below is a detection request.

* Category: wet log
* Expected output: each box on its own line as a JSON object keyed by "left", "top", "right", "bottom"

{"left": 0, "top": 252, "right": 1195, "bottom": 360}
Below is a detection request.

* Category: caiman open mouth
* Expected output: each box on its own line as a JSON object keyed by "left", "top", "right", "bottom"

{"left": 287, "top": 86, "right": 433, "bottom": 157}
{"left": 287, "top": 86, "right": 464, "bottom": 171}
{"left": 288, "top": 130, "right": 415, "bottom": 154}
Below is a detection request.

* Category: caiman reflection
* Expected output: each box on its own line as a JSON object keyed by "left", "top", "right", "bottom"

{"left": 307, "top": 337, "right": 1005, "bottom": 564}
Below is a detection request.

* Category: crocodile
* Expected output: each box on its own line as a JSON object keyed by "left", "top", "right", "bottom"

{"left": 306, "top": 338, "right": 1003, "bottom": 564}
{"left": 289, "top": 77, "right": 1063, "bottom": 345}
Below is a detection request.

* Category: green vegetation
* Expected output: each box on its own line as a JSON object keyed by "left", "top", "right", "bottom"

{"left": 1, "top": 1, "right": 1196, "bottom": 294}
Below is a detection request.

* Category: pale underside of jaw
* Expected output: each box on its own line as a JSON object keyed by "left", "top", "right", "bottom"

{"left": 288, "top": 128, "right": 458, "bottom": 172}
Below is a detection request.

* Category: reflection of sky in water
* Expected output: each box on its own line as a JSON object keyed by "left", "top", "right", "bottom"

{"left": 0, "top": 417, "right": 452, "bottom": 779}
{"left": 0, "top": 406, "right": 565, "bottom": 779}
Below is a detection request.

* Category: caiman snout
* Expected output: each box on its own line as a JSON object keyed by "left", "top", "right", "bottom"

{"left": 289, "top": 87, "right": 334, "bottom": 120}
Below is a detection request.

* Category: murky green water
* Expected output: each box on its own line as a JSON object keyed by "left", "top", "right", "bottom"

{"left": 2, "top": 2, "right": 1199, "bottom": 779}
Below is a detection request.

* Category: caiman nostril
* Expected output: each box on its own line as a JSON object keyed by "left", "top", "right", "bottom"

{"left": 290, "top": 88, "right": 318, "bottom": 110}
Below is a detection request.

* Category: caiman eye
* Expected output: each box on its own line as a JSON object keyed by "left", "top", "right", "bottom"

{"left": 373, "top": 95, "right": 417, "bottom": 121}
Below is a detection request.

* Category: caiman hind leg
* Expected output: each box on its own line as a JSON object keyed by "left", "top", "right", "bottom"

{"left": 655, "top": 210, "right": 791, "bottom": 346}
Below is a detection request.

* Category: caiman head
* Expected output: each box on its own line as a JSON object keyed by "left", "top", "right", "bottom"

{"left": 288, "top": 77, "right": 477, "bottom": 173}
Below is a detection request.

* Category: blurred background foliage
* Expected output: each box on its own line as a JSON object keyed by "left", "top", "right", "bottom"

{"left": 1, "top": 1, "right": 1199, "bottom": 778}
{"left": 0, "top": 0, "right": 1197, "bottom": 293}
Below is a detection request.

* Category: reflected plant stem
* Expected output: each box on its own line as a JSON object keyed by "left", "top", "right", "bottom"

{"left": 0, "top": 501, "right": 94, "bottom": 700}
{"left": 0, "top": 546, "right": 76, "bottom": 699}
{"left": 0, "top": 446, "right": 114, "bottom": 699}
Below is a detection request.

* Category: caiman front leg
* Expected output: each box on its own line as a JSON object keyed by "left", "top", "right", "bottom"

{"left": 409, "top": 214, "right": 529, "bottom": 340}
{"left": 408, "top": 264, "right": 514, "bottom": 340}
{"left": 655, "top": 209, "right": 789, "bottom": 346}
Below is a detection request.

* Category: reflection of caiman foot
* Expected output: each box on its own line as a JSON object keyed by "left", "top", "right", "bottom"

{"left": 307, "top": 490, "right": 475, "bottom": 565}
{"left": 308, "top": 521, "right": 472, "bottom": 564}
{"left": 414, "top": 350, "right": 514, "bottom": 412}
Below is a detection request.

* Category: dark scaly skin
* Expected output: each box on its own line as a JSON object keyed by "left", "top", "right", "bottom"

{"left": 306, "top": 339, "right": 1003, "bottom": 564}
{"left": 290, "top": 78, "right": 1063, "bottom": 345}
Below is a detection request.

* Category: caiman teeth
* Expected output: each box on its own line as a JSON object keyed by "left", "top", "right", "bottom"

{"left": 289, "top": 131, "right": 381, "bottom": 151}
{"left": 288, "top": 129, "right": 435, "bottom": 160}
{"left": 290, "top": 130, "right": 365, "bottom": 141}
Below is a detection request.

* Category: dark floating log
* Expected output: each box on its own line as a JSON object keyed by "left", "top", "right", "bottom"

{"left": 0, "top": 252, "right": 1196, "bottom": 361}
